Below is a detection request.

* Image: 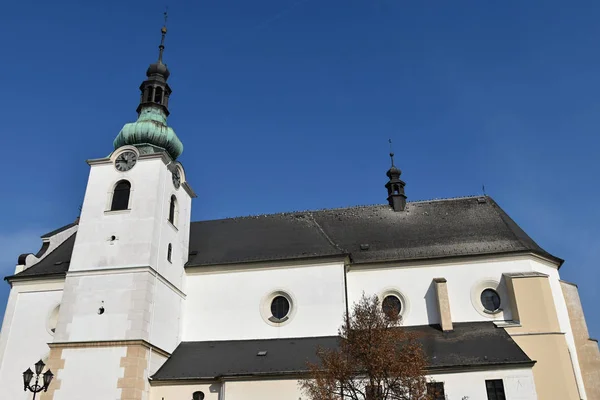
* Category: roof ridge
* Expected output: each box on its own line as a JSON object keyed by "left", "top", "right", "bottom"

{"left": 180, "top": 335, "right": 340, "bottom": 345}
{"left": 407, "top": 195, "right": 482, "bottom": 205}
{"left": 190, "top": 195, "right": 487, "bottom": 224}
{"left": 307, "top": 212, "right": 346, "bottom": 255}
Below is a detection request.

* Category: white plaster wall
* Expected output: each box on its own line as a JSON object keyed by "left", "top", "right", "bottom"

{"left": 429, "top": 367, "right": 537, "bottom": 399}
{"left": 148, "top": 352, "right": 169, "bottom": 377}
{"left": 56, "top": 272, "right": 153, "bottom": 342}
{"left": 150, "top": 367, "right": 535, "bottom": 400}
{"left": 71, "top": 154, "right": 191, "bottom": 292}
{"left": 54, "top": 346, "right": 127, "bottom": 400}
{"left": 225, "top": 379, "right": 302, "bottom": 400}
{"left": 0, "top": 283, "right": 64, "bottom": 400}
{"left": 183, "top": 262, "right": 346, "bottom": 341}
{"left": 150, "top": 382, "right": 221, "bottom": 400}
{"left": 346, "top": 257, "right": 541, "bottom": 326}
{"left": 149, "top": 278, "right": 184, "bottom": 353}
{"left": 532, "top": 260, "right": 588, "bottom": 399}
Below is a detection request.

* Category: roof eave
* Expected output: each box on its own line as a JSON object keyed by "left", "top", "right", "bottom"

{"left": 151, "top": 361, "right": 536, "bottom": 383}
{"left": 349, "top": 249, "right": 563, "bottom": 269}
{"left": 185, "top": 252, "right": 349, "bottom": 269}
{"left": 5, "top": 272, "right": 67, "bottom": 283}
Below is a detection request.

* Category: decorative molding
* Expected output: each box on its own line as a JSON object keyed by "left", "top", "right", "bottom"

{"left": 378, "top": 287, "right": 410, "bottom": 321}
{"left": 259, "top": 290, "right": 297, "bottom": 327}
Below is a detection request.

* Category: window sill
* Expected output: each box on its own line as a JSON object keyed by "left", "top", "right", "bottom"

{"left": 483, "top": 308, "right": 503, "bottom": 315}
{"left": 167, "top": 220, "right": 178, "bottom": 231}
{"left": 268, "top": 315, "right": 289, "bottom": 323}
{"left": 104, "top": 209, "right": 131, "bottom": 215}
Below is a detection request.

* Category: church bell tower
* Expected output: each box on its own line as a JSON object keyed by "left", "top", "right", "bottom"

{"left": 42, "top": 18, "right": 195, "bottom": 400}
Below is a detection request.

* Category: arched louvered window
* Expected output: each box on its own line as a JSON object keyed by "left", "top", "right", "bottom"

{"left": 154, "top": 87, "right": 163, "bottom": 104}
{"left": 167, "top": 243, "right": 172, "bottom": 263}
{"left": 168, "top": 195, "right": 177, "bottom": 225}
{"left": 111, "top": 180, "right": 131, "bottom": 211}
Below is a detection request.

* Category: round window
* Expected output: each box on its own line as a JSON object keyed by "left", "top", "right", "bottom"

{"left": 270, "top": 296, "right": 290, "bottom": 320}
{"left": 382, "top": 295, "right": 402, "bottom": 318}
{"left": 481, "top": 289, "right": 501, "bottom": 312}
{"left": 192, "top": 391, "right": 205, "bottom": 400}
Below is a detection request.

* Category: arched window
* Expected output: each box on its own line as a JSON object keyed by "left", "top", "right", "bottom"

{"left": 168, "top": 195, "right": 177, "bottom": 225}
{"left": 110, "top": 180, "right": 131, "bottom": 211}
{"left": 167, "top": 244, "right": 172, "bottom": 263}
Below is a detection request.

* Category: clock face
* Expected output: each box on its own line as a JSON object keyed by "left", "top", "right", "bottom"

{"left": 115, "top": 151, "right": 137, "bottom": 172}
{"left": 172, "top": 169, "right": 181, "bottom": 189}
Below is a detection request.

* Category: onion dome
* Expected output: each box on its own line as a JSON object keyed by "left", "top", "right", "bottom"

{"left": 146, "top": 61, "right": 170, "bottom": 80}
{"left": 114, "top": 107, "right": 183, "bottom": 160}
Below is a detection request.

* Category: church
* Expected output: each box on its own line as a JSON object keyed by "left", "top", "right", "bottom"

{"left": 0, "top": 22, "right": 599, "bottom": 400}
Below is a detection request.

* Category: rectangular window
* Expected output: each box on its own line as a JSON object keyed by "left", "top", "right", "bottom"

{"left": 485, "top": 379, "right": 506, "bottom": 400}
{"left": 427, "top": 382, "right": 445, "bottom": 400}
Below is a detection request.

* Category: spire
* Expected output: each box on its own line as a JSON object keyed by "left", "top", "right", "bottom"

{"left": 112, "top": 14, "right": 183, "bottom": 160}
{"left": 158, "top": 11, "right": 168, "bottom": 63}
{"left": 385, "top": 140, "right": 406, "bottom": 212}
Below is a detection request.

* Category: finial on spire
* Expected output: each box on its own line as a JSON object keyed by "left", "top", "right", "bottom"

{"left": 388, "top": 139, "right": 395, "bottom": 167}
{"left": 158, "top": 9, "right": 168, "bottom": 63}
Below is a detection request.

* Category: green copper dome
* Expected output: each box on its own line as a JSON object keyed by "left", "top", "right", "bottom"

{"left": 113, "top": 106, "right": 183, "bottom": 160}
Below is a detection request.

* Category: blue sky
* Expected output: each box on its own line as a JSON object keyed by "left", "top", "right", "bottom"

{"left": 1, "top": 0, "right": 599, "bottom": 339}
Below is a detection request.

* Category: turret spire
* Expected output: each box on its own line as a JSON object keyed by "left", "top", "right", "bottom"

{"left": 112, "top": 14, "right": 183, "bottom": 160}
{"left": 385, "top": 140, "right": 407, "bottom": 212}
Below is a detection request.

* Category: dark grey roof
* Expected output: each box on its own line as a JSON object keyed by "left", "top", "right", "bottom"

{"left": 187, "top": 212, "right": 345, "bottom": 266}
{"left": 6, "top": 196, "right": 561, "bottom": 280}
{"left": 407, "top": 321, "right": 532, "bottom": 370}
{"left": 186, "top": 196, "right": 561, "bottom": 266}
{"left": 151, "top": 322, "right": 533, "bottom": 381}
{"left": 6, "top": 234, "right": 76, "bottom": 280}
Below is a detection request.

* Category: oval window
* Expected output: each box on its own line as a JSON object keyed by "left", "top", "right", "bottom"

{"left": 382, "top": 295, "right": 402, "bottom": 318}
{"left": 481, "top": 289, "right": 501, "bottom": 312}
{"left": 192, "top": 391, "right": 205, "bottom": 400}
{"left": 270, "top": 296, "right": 290, "bottom": 320}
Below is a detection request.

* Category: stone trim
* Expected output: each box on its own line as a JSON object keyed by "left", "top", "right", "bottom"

{"left": 48, "top": 339, "right": 170, "bottom": 358}
{"left": 118, "top": 344, "right": 149, "bottom": 400}
{"left": 39, "top": 348, "right": 65, "bottom": 400}
{"left": 504, "top": 272, "right": 549, "bottom": 278}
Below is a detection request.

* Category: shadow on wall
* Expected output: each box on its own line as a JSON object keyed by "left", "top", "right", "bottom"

{"left": 425, "top": 280, "right": 441, "bottom": 326}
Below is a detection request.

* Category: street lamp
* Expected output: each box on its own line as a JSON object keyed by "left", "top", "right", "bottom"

{"left": 23, "top": 359, "right": 53, "bottom": 400}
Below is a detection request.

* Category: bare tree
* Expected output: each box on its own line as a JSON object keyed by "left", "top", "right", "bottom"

{"left": 301, "top": 294, "right": 434, "bottom": 400}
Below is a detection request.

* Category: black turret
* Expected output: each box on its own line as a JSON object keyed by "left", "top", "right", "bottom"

{"left": 385, "top": 152, "right": 407, "bottom": 212}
